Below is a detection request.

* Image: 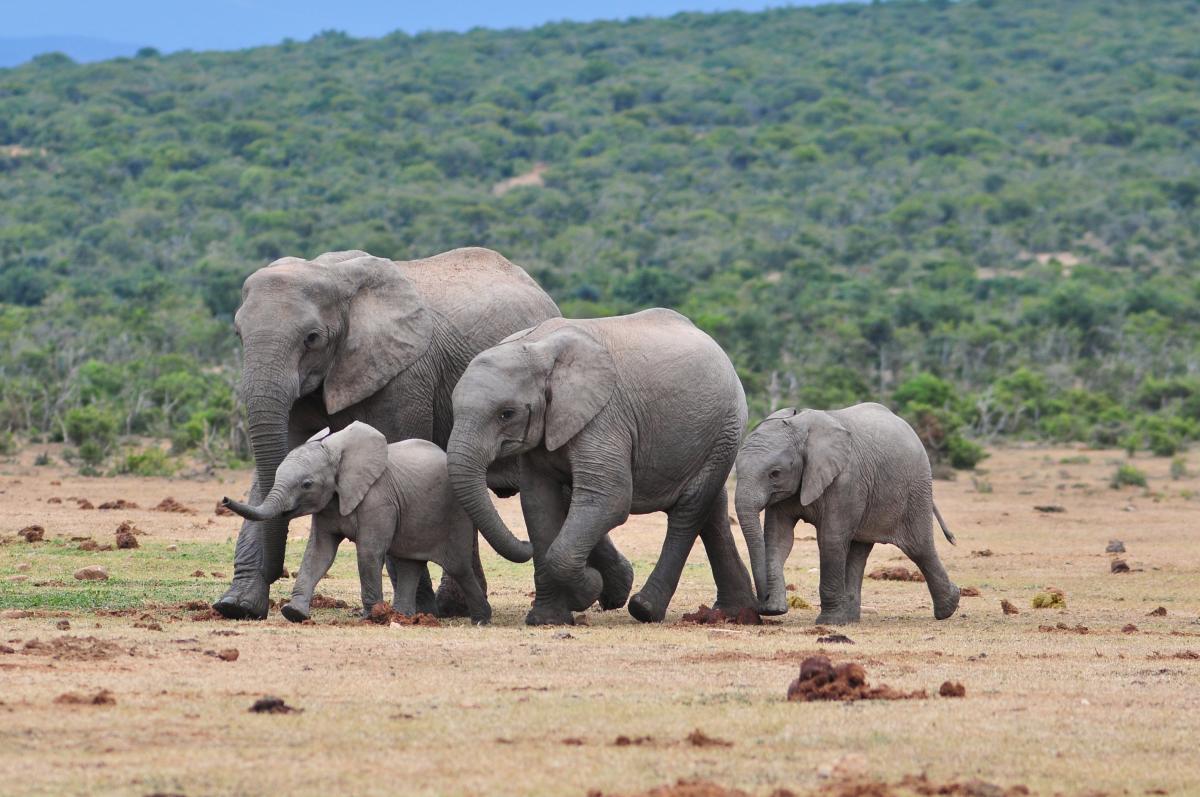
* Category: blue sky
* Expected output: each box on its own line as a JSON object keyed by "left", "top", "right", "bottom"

{"left": 3, "top": 0, "right": 839, "bottom": 58}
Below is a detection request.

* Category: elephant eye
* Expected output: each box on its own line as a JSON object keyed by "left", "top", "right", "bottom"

{"left": 499, "top": 408, "right": 516, "bottom": 422}
{"left": 302, "top": 479, "right": 314, "bottom": 490}
{"left": 304, "top": 331, "right": 321, "bottom": 347}
{"left": 769, "top": 469, "right": 781, "bottom": 479}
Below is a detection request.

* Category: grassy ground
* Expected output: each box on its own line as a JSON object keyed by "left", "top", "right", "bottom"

{"left": 0, "top": 446, "right": 1198, "bottom": 796}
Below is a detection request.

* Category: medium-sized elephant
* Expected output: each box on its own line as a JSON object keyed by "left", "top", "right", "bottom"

{"left": 222, "top": 422, "right": 518, "bottom": 625}
{"left": 446, "top": 308, "right": 757, "bottom": 626}
{"left": 734, "top": 402, "right": 960, "bottom": 625}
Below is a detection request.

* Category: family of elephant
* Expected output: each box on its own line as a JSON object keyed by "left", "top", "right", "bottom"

{"left": 214, "top": 247, "right": 959, "bottom": 626}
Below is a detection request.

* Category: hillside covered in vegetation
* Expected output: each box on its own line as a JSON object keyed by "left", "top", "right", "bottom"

{"left": 1, "top": 0, "right": 1199, "bottom": 471}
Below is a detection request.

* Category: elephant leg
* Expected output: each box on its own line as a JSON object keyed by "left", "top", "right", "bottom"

{"left": 355, "top": 540, "right": 389, "bottom": 617}
{"left": 214, "top": 471, "right": 275, "bottom": 621}
{"left": 388, "top": 554, "right": 434, "bottom": 612}
{"left": 843, "top": 540, "right": 874, "bottom": 623}
{"left": 520, "top": 469, "right": 577, "bottom": 626}
{"left": 899, "top": 513, "right": 960, "bottom": 620}
{"left": 445, "top": 559, "right": 492, "bottom": 626}
{"left": 590, "top": 533, "right": 635, "bottom": 611}
{"left": 814, "top": 520, "right": 854, "bottom": 626}
{"left": 435, "top": 535, "right": 487, "bottom": 619}
{"left": 282, "top": 530, "right": 341, "bottom": 623}
{"left": 698, "top": 488, "right": 756, "bottom": 617}
{"left": 758, "top": 506, "right": 799, "bottom": 616}
{"left": 389, "top": 558, "right": 425, "bottom": 617}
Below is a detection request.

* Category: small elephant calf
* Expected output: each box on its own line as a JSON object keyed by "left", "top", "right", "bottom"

{"left": 223, "top": 421, "right": 501, "bottom": 624}
{"left": 735, "top": 402, "right": 960, "bottom": 625}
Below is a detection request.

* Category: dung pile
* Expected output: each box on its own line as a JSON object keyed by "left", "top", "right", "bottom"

{"left": 786, "top": 655, "right": 929, "bottom": 702}
{"left": 679, "top": 604, "right": 763, "bottom": 626}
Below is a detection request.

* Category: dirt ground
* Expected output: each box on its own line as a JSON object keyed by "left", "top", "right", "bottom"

{"left": 1, "top": 445, "right": 1197, "bottom": 796}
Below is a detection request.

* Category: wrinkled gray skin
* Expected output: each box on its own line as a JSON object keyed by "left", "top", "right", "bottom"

{"left": 735, "top": 402, "right": 960, "bottom": 625}
{"left": 223, "top": 424, "right": 515, "bottom": 625}
{"left": 215, "top": 247, "right": 563, "bottom": 620}
{"left": 446, "top": 309, "right": 757, "bottom": 626}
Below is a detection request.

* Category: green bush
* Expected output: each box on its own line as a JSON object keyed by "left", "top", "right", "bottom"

{"left": 64, "top": 406, "right": 118, "bottom": 449}
{"left": 1110, "top": 463, "right": 1148, "bottom": 489}
{"left": 115, "top": 447, "right": 177, "bottom": 477}
{"left": 1170, "top": 456, "right": 1188, "bottom": 480}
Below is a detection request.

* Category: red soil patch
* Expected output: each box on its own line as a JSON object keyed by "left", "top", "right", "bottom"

{"left": 1122, "top": 624, "right": 1138, "bottom": 633}
{"left": 98, "top": 499, "right": 139, "bottom": 510}
{"left": 366, "top": 602, "right": 441, "bottom": 626}
{"left": 787, "top": 655, "right": 928, "bottom": 702}
{"left": 21, "top": 636, "right": 128, "bottom": 661}
{"left": 310, "top": 593, "right": 350, "bottom": 609}
{"left": 685, "top": 729, "right": 732, "bottom": 748}
{"left": 867, "top": 566, "right": 924, "bottom": 582}
{"left": 587, "top": 779, "right": 751, "bottom": 797}
{"left": 17, "top": 525, "right": 44, "bottom": 542}
{"left": 679, "top": 604, "right": 763, "bottom": 626}
{"left": 154, "top": 497, "right": 194, "bottom": 513}
{"left": 114, "top": 521, "right": 140, "bottom": 549}
{"left": 54, "top": 689, "right": 115, "bottom": 706}
{"left": 960, "top": 587, "right": 981, "bottom": 597}
{"left": 939, "top": 681, "right": 966, "bottom": 698}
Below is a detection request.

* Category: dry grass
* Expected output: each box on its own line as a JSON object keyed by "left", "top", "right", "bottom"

{"left": 1, "top": 446, "right": 1198, "bottom": 796}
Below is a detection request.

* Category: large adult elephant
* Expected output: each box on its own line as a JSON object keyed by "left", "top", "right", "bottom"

{"left": 213, "top": 247, "right": 566, "bottom": 620}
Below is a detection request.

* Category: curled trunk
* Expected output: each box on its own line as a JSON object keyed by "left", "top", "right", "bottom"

{"left": 223, "top": 486, "right": 287, "bottom": 522}
{"left": 446, "top": 433, "right": 532, "bottom": 563}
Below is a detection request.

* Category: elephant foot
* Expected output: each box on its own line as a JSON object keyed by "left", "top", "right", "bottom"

{"left": 560, "top": 567, "right": 603, "bottom": 612}
{"left": 213, "top": 578, "right": 269, "bottom": 620}
{"left": 597, "top": 557, "right": 635, "bottom": 611}
{"left": 470, "top": 608, "right": 493, "bottom": 626}
{"left": 525, "top": 601, "right": 576, "bottom": 626}
{"left": 934, "top": 585, "right": 961, "bottom": 620}
{"left": 758, "top": 601, "right": 788, "bottom": 617}
{"left": 713, "top": 592, "right": 757, "bottom": 618}
{"left": 814, "top": 610, "right": 856, "bottom": 626}
{"left": 280, "top": 603, "right": 310, "bottom": 623}
{"left": 434, "top": 579, "right": 471, "bottom": 618}
{"left": 627, "top": 591, "right": 666, "bottom": 623}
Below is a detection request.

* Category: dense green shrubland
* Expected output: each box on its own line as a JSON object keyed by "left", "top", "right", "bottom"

{"left": 2, "top": 0, "right": 1199, "bottom": 470}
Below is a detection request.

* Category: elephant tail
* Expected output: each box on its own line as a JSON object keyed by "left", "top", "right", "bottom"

{"left": 933, "top": 501, "right": 956, "bottom": 545}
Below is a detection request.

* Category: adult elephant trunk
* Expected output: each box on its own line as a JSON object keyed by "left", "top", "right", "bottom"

{"left": 735, "top": 486, "right": 785, "bottom": 615}
{"left": 446, "top": 428, "right": 532, "bottom": 563}
{"left": 213, "top": 354, "right": 298, "bottom": 620}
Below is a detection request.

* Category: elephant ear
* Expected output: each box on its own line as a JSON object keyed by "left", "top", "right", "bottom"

{"left": 796, "top": 411, "right": 852, "bottom": 506}
{"left": 322, "top": 421, "right": 389, "bottom": 515}
{"left": 306, "top": 427, "right": 331, "bottom": 443}
{"left": 529, "top": 326, "right": 617, "bottom": 452}
{"left": 322, "top": 255, "right": 434, "bottom": 415}
{"left": 760, "top": 407, "right": 798, "bottom": 425}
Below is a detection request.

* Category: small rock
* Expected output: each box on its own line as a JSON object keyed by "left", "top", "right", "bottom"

{"left": 166, "top": 544, "right": 178, "bottom": 552}
{"left": 73, "top": 565, "right": 109, "bottom": 581}
{"left": 1106, "top": 539, "right": 1126, "bottom": 553}
{"left": 1148, "top": 606, "right": 1167, "bottom": 617}
{"left": 249, "top": 696, "right": 300, "bottom": 714}
{"left": 1111, "top": 558, "right": 1131, "bottom": 574}
{"left": 1033, "top": 505, "right": 1065, "bottom": 513}
{"left": 553, "top": 631, "right": 575, "bottom": 640}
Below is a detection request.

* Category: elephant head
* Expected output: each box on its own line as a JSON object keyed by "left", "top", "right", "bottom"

{"left": 445, "top": 320, "right": 616, "bottom": 564}
{"left": 223, "top": 422, "right": 389, "bottom": 522}
{"left": 734, "top": 408, "right": 851, "bottom": 614}
{"left": 233, "top": 251, "right": 432, "bottom": 582}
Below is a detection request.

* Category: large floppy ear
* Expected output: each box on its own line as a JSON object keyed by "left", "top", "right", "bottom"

{"left": 322, "top": 421, "right": 389, "bottom": 515}
{"left": 322, "top": 255, "right": 433, "bottom": 415}
{"left": 527, "top": 326, "right": 617, "bottom": 452}
{"left": 795, "top": 411, "right": 852, "bottom": 506}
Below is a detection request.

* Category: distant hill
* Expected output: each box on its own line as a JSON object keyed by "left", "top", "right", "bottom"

{"left": 0, "top": 36, "right": 142, "bottom": 67}
{"left": 1, "top": 0, "right": 1199, "bottom": 467}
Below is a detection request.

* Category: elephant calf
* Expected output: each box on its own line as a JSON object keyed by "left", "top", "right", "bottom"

{"left": 735, "top": 402, "right": 960, "bottom": 625}
{"left": 223, "top": 422, "right": 517, "bottom": 625}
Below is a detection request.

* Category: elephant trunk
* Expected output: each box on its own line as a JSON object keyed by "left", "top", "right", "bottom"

{"left": 446, "top": 429, "right": 532, "bottom": 564}
{"left": 222, "top": 485, "right": 287, "bottom": 522}
{"left": 238, "top": 355, "right": 299, "bottom": 583}
{"left": 735, "top": 487, "right": 776, "bottom": 610}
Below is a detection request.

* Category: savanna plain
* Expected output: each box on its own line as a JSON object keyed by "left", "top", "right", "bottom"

{"left": 0, "top": 446, "right": 1197, "bottom": 797}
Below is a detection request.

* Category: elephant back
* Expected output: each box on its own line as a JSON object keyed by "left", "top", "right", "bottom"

{"left": 398, "top": 247, "right": 561, "bottom": 351}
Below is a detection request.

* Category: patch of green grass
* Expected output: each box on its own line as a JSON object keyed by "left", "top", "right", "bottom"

{"left": 1110, "top": 463, "right": 1148, "bottom": 489}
